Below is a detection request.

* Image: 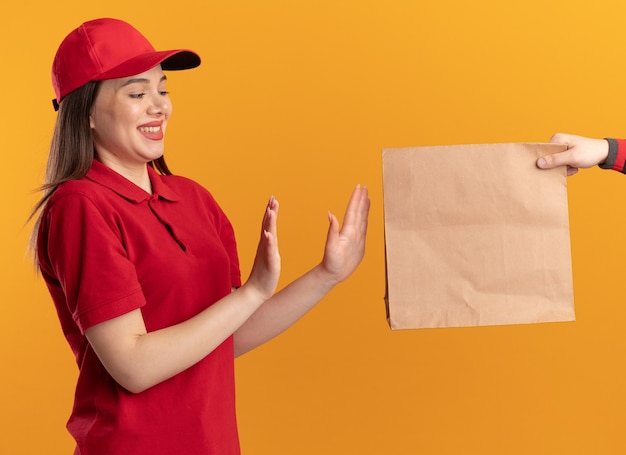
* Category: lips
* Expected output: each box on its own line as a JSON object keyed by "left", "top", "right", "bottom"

{"left": 138, "top": 121, "right": 164, "bottom": 140}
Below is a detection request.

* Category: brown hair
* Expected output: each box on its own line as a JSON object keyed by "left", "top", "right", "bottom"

{"left": 29, "top": 81, "right": 172, "bottom": 264}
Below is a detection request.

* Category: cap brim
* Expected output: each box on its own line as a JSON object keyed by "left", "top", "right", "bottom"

{"left": 96, "top": 49, "right": 201, "bottom": 81}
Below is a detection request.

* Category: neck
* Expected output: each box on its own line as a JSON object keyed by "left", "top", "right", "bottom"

{"left": 96, "top": 157, "right": 153, "bottom": 194}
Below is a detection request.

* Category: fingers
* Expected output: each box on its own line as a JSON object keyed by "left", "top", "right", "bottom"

{"left": 249, "top": 196, "right": 281, "bottom": 296}
{"left": 536, "top": 151, "right": 573, "bottom": 170}
{"left": 358, "top": 186, "right": 371, "bottom": 234}
{"left": 341, "top": 184, "right": 371, "bottom": 233}
{"left": 539, "top": 132, "right": 581, "bottom": 170}
{"left": 257, "top": 196, "right": 279, "bottom": 271}
{"left": 549, "top": 132, "right": 574, "bottom": 145}
{"left": 268, "top": 194, "right": 279, "bottom": 214}
{"left": 262, "top": 227, "right": 278, "bottom": 252}
{"left": 537, "top": 152, "right": 581, "bottom": 176}
{"left": 538, "top": 133, "right": 580, "bottom": 170}
{"left": 328, "top": 184, "right": 370, "bottom": 249}
{"left": 262, "top": 195, "right": 279, "bottom": 238}
{"left": 324, "top": 185, "right": 370, "bottom": 243}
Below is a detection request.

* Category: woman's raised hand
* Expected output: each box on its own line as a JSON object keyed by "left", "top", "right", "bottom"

{"left": 319, "top": 185, "right": 370, "bottom": 285}
{"left": 245, "top": 196, "right": 281, "bottom": 302}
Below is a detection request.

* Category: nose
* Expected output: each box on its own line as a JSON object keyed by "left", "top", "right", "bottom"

{"left": 147, "top": 91, "right": 170, "bottom": 116}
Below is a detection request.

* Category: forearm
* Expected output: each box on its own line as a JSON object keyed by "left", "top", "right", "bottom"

{"left": 87, "top": 284, "right": 267, "bottom": 393}
{"left": 233, "top": 264, "right": 336, "bottom": 356}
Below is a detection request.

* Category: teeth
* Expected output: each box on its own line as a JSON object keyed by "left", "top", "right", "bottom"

{"left": 139, "top": 126, "right": 161, "bottom": 133}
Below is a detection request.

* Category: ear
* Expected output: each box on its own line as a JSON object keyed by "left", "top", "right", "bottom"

{"left": 89, "top": 112, "right": 95, "bottom": 129}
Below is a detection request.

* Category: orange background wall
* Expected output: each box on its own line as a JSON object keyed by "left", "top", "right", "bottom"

{"left": 2, "top": 1, "right": 626, "bottom": 453}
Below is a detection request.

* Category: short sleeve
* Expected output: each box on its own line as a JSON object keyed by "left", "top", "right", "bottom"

{"left": 40, "top": 193, "right": 146, "bottom": 333}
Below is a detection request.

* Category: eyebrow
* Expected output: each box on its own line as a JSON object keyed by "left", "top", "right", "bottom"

{"left": 120, "top": 75, "right": 168, "bottom": 88}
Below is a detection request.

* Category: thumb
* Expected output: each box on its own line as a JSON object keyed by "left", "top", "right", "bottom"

{"left": 536, "top": 151, "right": 568, "bottom": 170}
{"left": 326, "top": 211, "right": 339, "bottom": 237}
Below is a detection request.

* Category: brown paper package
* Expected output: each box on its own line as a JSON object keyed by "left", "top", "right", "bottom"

{"left": 382, "top": 143, "right": 575, "bottom": 330}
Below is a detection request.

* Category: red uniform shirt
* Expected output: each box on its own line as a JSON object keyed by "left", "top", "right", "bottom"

{"left": 37, "top": 160, "right": 242, "bottom": 454}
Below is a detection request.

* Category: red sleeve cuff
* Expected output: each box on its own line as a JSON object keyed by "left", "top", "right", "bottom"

{"left": 75, "top": 287, "right": 146, "bottom": 334}
{"left": 613, "top": 139, "right": 626, "bottom": 172}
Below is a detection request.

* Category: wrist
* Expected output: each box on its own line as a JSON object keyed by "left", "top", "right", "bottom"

{"left": 236, "top": 281, "right": 273, "bottom": 310}
{"left": 601, "top": 138, "right": 626, "bottom": 172}
{"left": 312, "top": 263, "right": 341, "bottom": 291}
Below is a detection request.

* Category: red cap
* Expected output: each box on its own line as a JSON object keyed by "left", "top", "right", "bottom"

{"left": 52, "top": 18, "right": 201, "bottom": 106}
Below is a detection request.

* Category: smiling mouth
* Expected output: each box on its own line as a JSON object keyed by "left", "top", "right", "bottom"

{"left": 138, "top": 126, "right": 161, "bottom": 133}
{"left": 138, "top": 123, "right": 164, "bottom": 141}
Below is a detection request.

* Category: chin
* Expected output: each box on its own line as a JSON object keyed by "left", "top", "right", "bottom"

{"left": 143, "top": 149, "right": 165, "bottom": 161}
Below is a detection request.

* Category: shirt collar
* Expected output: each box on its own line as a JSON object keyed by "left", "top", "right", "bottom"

{"left": 85, "top": 159, "right": 180, "bottom": 203}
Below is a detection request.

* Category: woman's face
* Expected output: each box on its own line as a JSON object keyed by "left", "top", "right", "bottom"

{"left": 90, "top": 65, "right": 171, "bottom": 171}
